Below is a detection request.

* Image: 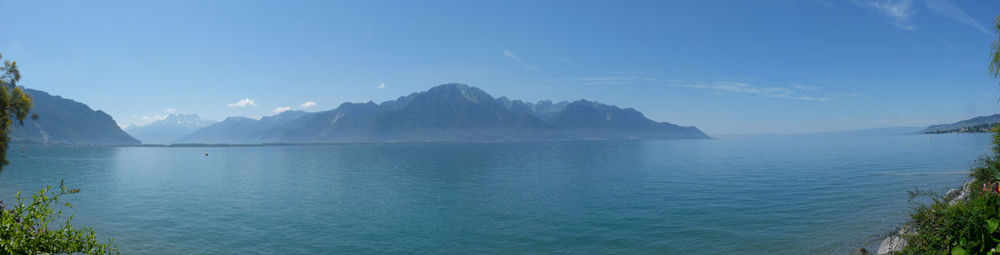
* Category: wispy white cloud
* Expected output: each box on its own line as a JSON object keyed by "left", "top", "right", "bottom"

{"left": 791, "top": 85, "right": 821, "bottom": 91}
{"left": 854, "top": 0, "right": 916, "bottom": 30}
{"left": 377, "top": 82, "right": 386, "bottom": 89}
{"left": 502, "top": 48, "right": 538, "bottom": 71}
{"left": 227, "top": 98, "right": 256, "bottom": 107}
{"left": 826, "top": 92, "right": 862, "bottom": 97}
{"left": 570, "top": 76, "right": 658, "bottom": 86}
{"left": 141, "top": 114, "right": 169, "bottom": 123}
{"left": 561, "top": 75, "right": 856, "bottom": 102}
{"left": 300, "top": 101, "right": 316, "bottom": 109}
{"left": 272, "top": 106, "right": 292, "bottom": 114}
{"left": 854, "top": 0, "right": 989, "bottom": 34}
{"left": 924, "top": 0, "right": 990, "bottom": 35}
{"left": 676, "top": 82, "right": 831, "bottom": 101}
{"left": 136, "top": 108, "right": 176, "bottom": 126}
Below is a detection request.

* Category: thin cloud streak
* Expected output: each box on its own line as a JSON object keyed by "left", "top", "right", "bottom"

{"left": 826, "top": 92, "right": 862, "bottom": 97}
{"left": 570, "top": 76, "right": 658, "bottom": 86}
{"left": 502, "top": 48, "right": 539, "bottom": 71}
{"left": 676, "top": 82, "right": 830, "bottom": 102}
{"left": 791, "top": 85, "right": 821, "bottom": 91}
{"left": 855, "top": 0, "right": 916, "bottom": 30}
{"left": 924, "top": 0, "right": 990, "bottom": 35}
{"left": 561, "top": 76, "right": 848, "bottom": 102}
{"left": 854, "top": 0, "right": 989, "bottom": 34}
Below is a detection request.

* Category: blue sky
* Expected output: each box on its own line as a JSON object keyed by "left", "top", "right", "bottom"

{"left": 2, "top": 0, "right": 999, "bottom": 135}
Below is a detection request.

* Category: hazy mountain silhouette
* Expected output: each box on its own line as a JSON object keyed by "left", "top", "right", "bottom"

{"left": 922, "top": 114, "right": 1000, "bottom": 133}
{"left": 11, "top": 88, "right": 139, "bottom": 145}
{"left": 175, "top": 111, "right": 308, "bottom": 144}
{"left": 126, "top": 113, "right": 216, "bottom": 144}
{"left": 175, "top": 83, "right": 710, "bottom": 144}
{"left": 548, "top": 100, "right": 709, "bottom": 140}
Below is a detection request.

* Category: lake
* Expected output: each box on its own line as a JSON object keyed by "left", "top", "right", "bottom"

{"left": 0, "top": 133, "right": 991, "bottom": 254}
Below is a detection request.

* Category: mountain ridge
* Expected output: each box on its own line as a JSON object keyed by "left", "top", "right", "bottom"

{"left": 11, "top": 88, "right": 139, "bottom": 145}
{"left": 922, "top": 114, "right": 1000, "bottom": 134}
{"left": 177, "top": 83, "right": 710, "bottom": 144}
{"left": 125, "top": 113, "right": 216, "bottom": 144}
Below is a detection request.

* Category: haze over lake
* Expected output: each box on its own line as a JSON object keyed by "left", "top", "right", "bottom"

{"left": 0, "top": 133, "right": 987, "bottom": 254}
{"left": 6, "top": 0, "right": 1000, "bottom": 254}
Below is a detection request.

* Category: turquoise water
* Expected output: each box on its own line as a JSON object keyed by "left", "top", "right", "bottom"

{"left": 0, "top": 134, "right": 991, "bottom": 254}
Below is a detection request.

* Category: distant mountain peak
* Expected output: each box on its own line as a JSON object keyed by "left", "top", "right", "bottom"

{"left": 431, "top": 83, "right": 472, "bottom": 90}
{"left": 164, "top": 113, "right": 211, "bottom": 124}
{"left": 425, "top": 83, "right": 493, "bottom": 103}
{"left": 126, "top": 112, "right": 217, "bottom": 144}
{"left": 174, "top": 83, "right": 710, "bottom": 144}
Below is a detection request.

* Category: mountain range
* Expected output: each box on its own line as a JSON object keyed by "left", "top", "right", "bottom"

{"left": 922, "top": 114, "right": 1000, "bottom": 134}
{"left": 21, "top": 82, "right": 1000, "bottom": 146}
{"left": 163, "top": 83, "right": 710, "bottom": 144}
{"left": 11, "top": 88, "right": 139, "bottom": 145}
{"left": 125, "top": 114, "right": 216, "bottom": 144}
{"left": 174, "top": 111, "right": 309, "bottom": 144}
{"left": 13, "top": 83, "right": 709, "bottom": 145}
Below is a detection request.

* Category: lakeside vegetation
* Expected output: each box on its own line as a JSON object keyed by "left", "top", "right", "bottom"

{"left": 898, "top": 126, "right": 1000, "bottom": 254}
{"left": 0, "top": 53, "right": 117, "bottom": 254}
{"left": 0, "top": 181, "right": 116, "bottom": 254}
{"left": 893, "top": 14, "right": 1000, "bottom": 255}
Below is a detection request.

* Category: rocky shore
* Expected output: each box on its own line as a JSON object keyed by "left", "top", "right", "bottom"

{"left": 858, "top": 181, "right": 974, "bottom": 255}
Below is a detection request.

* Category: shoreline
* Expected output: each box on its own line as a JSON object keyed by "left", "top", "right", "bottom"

{"left": 863, "top": 180, "right": 975, "bottom": 255}
{"left": 10, "top": 137, "right": 717, "bottom": 148}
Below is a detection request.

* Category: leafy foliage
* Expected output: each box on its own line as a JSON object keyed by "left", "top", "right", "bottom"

{"left": 0, "top": 180, "right": 117, "bottom": 254}
{"left": 898, "top": 126, "right": 1000, "bottom": 254}
{"left": 900, "top": 190, "right": 1000, "bottom": 254}
{"left": 0, "top": 53, "right": 33, "bottom": 171}
{"left": 991, "top": 15, "right": 1000, "bottom": 80}
{"left": 900, "top": 11, "right": 1000, "bottom": 254}
{"left": 0, "top": 53, "right": 117, "bottom": 253}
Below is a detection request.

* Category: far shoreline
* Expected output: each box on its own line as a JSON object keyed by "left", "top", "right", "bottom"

{"left": 10, "top": 137, "right": 719, "bottom": 148}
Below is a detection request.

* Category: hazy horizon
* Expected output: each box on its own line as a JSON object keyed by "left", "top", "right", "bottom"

{"left": 4, "top": 0, "right": 1000, "bottom": 135}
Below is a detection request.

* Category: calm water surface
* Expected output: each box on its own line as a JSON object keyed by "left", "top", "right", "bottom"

{"left": 0, "top": 134, "right": 991, "bottom": 254}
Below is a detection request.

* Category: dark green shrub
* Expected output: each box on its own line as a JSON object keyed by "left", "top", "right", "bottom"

{"left": 0, "top": 180, "right": 117, "bottom": 254}
{"left": 898, "top": 126, "right": 1000, "bottom": 255}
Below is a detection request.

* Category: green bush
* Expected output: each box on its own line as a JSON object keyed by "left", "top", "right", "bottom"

{"left": 0, "top": 180, "right": 117, "bottom": 254}
{"left": 0, "top": 53, "right": 115, "bottom": 254}
{"left": 897, "top": 126, "right": 1000, "bottom": 255}
{"left": 900, "top": 192, "right": 1000, "bottom": 254}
